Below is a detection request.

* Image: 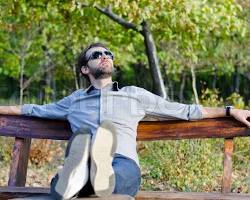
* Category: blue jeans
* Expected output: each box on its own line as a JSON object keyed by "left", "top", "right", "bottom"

{"left": 78, "top": 153, "right": 141, "bottom": 197}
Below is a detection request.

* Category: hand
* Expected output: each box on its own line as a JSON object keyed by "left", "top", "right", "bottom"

{"left": 231, "top": 109, "right": 250, "bottom": 128}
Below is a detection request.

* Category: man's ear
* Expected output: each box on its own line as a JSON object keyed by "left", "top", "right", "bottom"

{"left": 81, "top": 66, "right": 89, "bottom": 75}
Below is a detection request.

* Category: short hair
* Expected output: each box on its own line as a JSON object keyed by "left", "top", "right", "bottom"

{"left": 77, "top": 42, "right": 109, "bottom": 79}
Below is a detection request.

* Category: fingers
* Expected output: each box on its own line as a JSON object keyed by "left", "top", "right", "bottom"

{"left": 232, "top": 109, "right": 250, "bottom": 128}
{"left": 246, "top": 110, "right": 250, "bottom": 118}
{"left": 244, "top": 110, "right": 250, "bottom": 128}
{"left": 242, "top": 118, "right": 250, "bottom": 128}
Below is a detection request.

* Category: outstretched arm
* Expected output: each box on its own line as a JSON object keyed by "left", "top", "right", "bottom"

{"left": 201, "top": 107, "right": 250, "bottom": 128}
{"left": 136, "top": 87, "right": 250, "bottom": 128}
{"left": 0, "top": 106, "right": 22, "bottom": 115}
{"left": 0, "top": 94, "right": 71, "bottom": 120}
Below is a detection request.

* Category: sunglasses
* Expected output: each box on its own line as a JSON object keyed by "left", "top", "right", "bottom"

{"left": 87, "top": 50, "right": 114, "bottom": 61}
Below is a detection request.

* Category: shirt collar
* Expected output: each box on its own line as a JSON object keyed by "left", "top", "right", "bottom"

{"left": 85, "top": 81, "right": 119, "bottom": 94}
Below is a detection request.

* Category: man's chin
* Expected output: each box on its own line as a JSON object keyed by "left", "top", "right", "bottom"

{"left": 93, "top": 72, "right": 113, "bottom": 79}
{"left": 90, "top": 66, "right": 114, "bottom": 79}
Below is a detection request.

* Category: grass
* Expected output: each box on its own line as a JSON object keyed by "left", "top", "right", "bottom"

{"left": 138, "top": 138, "right": 250, "bottom": 193}
{"left": 139, "top": 139, "right": 223, "bottom": 192}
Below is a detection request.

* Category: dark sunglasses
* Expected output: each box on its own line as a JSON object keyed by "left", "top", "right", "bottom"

{"left": 87, "top": 50, "right": 114, "bottom": 61}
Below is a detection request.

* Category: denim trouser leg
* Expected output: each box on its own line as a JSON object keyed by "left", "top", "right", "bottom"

{"left": 113, "top": 154, "right": 141, "bottom": 197}
{"left": 78, "top": 153, "right": 141, "bottom": 197}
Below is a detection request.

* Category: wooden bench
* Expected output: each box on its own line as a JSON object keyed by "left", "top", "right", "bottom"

{"left": 0, "top": 115, "right": 249, "bottom": 199}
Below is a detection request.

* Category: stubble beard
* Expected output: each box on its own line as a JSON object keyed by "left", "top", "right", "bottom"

{"left": 89, "top": 64, "right": 114, "bottom": 79}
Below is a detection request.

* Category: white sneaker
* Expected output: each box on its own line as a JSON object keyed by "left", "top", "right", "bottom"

{"left": 90, "top": 120, "right": 117, "bottom": 197}
{"left": 50, "top": 127, "right": 91, "bottom": 200}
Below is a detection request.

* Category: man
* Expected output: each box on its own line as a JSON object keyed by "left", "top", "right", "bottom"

{"left": 0, "top": 42, "right": 249, "bottom": 200}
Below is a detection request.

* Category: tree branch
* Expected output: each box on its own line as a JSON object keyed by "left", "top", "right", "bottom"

{"left": 94, "top": 5, "right": 139, "bottom": 32}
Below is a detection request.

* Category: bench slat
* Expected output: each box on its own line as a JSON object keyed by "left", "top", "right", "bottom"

{"left": 138, "top": 118, "right": 249, "bottom": 140}
{"left": 0, "top": 186, "right": 49, "bottom": 193}
{"left": 0, "top": 186, "right": 133, "bottom": 199}
{"left": 0, "top": 116, "right": 249, "bottom": 140}
{"left": 136, "top": 191, "right": 250, "bottom": 200}
{"left": 1, "top": 188, "right": 250, "bottom": 200}
{"left": 0, "top": 115, "right": 70, "bottom": 140}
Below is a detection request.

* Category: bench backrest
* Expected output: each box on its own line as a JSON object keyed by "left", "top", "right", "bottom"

{"left": 0, "top": 115, "right": 249, "bottom": 193}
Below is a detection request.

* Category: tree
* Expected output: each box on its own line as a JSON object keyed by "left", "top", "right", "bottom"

{"left": 90, "top": 3, "right": 168, "bottom": 99}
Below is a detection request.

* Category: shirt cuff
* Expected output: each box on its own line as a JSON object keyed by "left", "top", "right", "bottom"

{"left": 189, "top": 104, "right": 203, "bottom": 120}
{"left": 21, "top": 104, "right": 35, "bottom": 116}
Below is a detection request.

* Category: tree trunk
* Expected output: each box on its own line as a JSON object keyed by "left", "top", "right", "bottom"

{"left": 52, "top": 73, "right": 56, "bottom": 101}
{"left": 212, "top": 65, "right": 217, "bottom": 89}
{"left": 38, "top": 80, "right": 45, "bottom": 104}
{"left": 73, "top": 64, "right": 80, "bottom": 90}
{"left": 19, "top": 56, "right": 25, "bottom": 105}
{"left": 62, "top": 44, "right": 80, "bottom": 90}
{"left": 134, "top": 62, "right": 153, "bottom": 90}
{"left": 78, "top": 76, "right": 89, "bottom": 89}
{"left": 168, "top": 78, "right": 174, "bottom": 100}
{"left": 233, "top": 64, "right": 240, "bottom": 93}
{"left": 190, "top": 64, "right": 199, "bottom": 104}
{"left": 42, "top": 43, "right": 55, "bottom": 103}
{"left": 141, "top": 20, "right": 168, "bottom": 99}
{"left": 179, "top": 71, "right": 186, "bottom": 103}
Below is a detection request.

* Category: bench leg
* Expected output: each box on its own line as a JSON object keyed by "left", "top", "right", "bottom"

{"left": 222, "top": 138, "right": 234, "bottom": 193}
{"left": 8, "top": 137, "right": 31, "bottom": 186}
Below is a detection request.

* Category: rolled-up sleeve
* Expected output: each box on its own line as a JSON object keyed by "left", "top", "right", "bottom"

{"left": 21, "top": 96, "right": 71, "bottom": 120}
{"left": 138, "top": 88, "right": 203, "bottom": 120}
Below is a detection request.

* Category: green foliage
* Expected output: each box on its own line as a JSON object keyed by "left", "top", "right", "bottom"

{"left": 200, "top": 88, "right": 224, "bottom": 107}
{"left": 226, "top": 92, "right": 245, "bottom": 109}
{"left": 0, "top": 0, "right": 249, "bottom": 101}
{"left": 200, "top": 89, "right": 247, "bottom": 109}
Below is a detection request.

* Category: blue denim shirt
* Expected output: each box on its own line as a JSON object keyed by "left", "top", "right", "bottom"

{"left": 21, "top": 82, "right": 203, "bottom": 166}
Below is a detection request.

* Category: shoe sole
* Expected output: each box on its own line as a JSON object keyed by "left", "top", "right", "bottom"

{"left": 51, "top": 129, "right": 91, "bottom": 200}
{"left": 91, "top": 120, "right": 117, "bottom": 197}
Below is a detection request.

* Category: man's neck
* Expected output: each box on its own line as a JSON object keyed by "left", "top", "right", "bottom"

{"left": 89, "top": 77, "right": 113, "bottom": 89}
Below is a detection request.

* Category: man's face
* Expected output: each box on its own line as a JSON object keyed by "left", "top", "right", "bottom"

{"left": 83, "top": 46, "right": 114, "bottom": 79}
